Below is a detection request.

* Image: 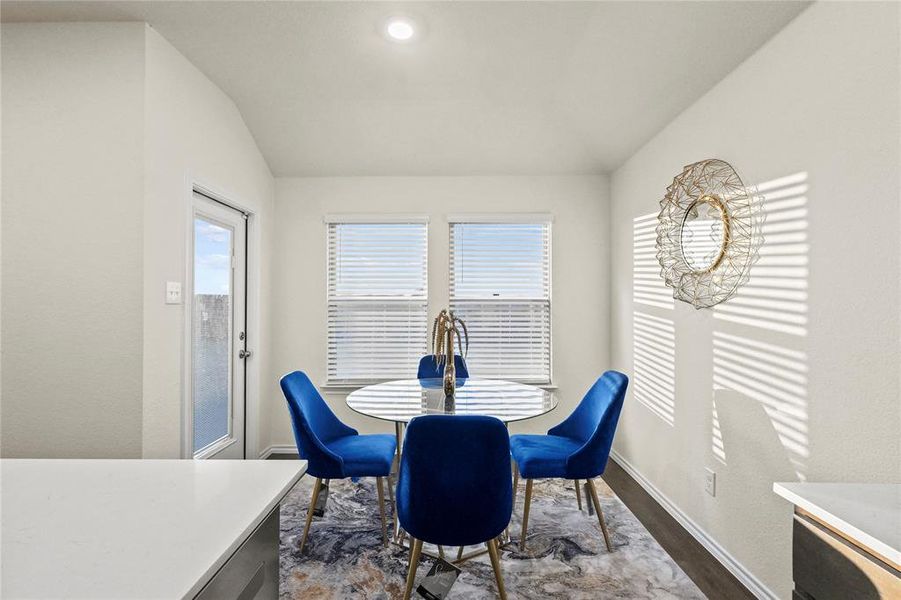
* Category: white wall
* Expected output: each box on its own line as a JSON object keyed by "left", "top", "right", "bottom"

{"left": 142, "top": 27, "right": 274, "bottom": 458}
{"left": 268, "top": 176, "right": 609, "bottom": 449}
{"left": 1, "top": 22, "right": 274, "bottom": 458}
{"left": 609, "top": 3, "right": 900, "bottom": 598}
{"left": 1, "top": 23, "right": 146, "bottom": 457}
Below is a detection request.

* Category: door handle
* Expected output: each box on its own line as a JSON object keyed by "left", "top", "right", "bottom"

{"left": 239, "top": 349, "right": 253, "bottom": 359}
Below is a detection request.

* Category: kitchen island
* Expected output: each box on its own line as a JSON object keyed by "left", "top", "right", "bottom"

{"left": 1, "top": 459, "right": 306, "bottom": 599}
{"left": 774, "top": 482, "right": 899, "bottom": 599}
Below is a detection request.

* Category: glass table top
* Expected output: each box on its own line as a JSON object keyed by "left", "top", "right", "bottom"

{"left": 345, "top": 378, "right": 557, "bottom": 424}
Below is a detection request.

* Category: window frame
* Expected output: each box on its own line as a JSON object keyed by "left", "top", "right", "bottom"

{"left": 447, "top": 215, "right": 553, "bottom": 385}
{"left": 324, "top": 215, "right": 430, "bottom": 386}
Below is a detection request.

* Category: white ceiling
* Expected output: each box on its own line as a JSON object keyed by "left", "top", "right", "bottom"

{"left": 2, "top": 1, "right": 808, "bottom": 176}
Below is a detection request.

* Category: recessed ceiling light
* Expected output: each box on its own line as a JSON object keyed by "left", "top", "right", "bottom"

{"left": 385, "top": 17, "right": 416, "bottom": 42}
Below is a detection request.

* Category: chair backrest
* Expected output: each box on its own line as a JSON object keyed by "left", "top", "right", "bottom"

{"left": 279, "top": 371, "right": 357, "bottom": 478}
{"left": 396, "top": 415, "right": 512, "bottom": 547}
{"left": 417, "top": 354, "right": 470, "bottom": 379}
{"left": 547, "top": 370, "right": 629, "bottom": 479}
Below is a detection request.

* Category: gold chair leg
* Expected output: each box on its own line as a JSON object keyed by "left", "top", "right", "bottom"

{"left": 386, "top": 472, "right": 396, "bottom": 534}
{"left": 486, "top": 538, "right": 508, "bottom": 600}
{"left": 504, "top": 461, "right": 518, "bottom": 541}
{"left": 512, "top": 464, "right": 519, "bottom": 508}
{"left": 574, "top": 479, "right": 583, "bottom": 511}
{"left": 394, "top": 422, "right": 403, "bottom": 468}
{"left": 456, "top": 545, "right": 465, "bottom": 560}
{"left": 438, "top": 545, "right": 445, "bottom": 559}
{"left": 299, "top": 477, "right": 323, "bottom": 553}
{"left": 586, "top": 478, "right": 612, "bottom": 551}
{"left": 402, "top": 538, "right": 424, "bottom": 600}
{"left": 393, "top": 422, "right": 403, "bottom": 538}
{"left": 519, "top": 479, "right": 533, "bottom": 551}
{"left": 376, "top": 477, "right": 388, "bottom": 547}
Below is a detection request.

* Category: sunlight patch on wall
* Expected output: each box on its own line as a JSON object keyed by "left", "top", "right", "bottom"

{"left": 714, "top": 172, "right": 809, "bottom": 336}
{"left": 712, "top": 330, "right": 809, "bottom": 479}
{"left": 711, "top": 398, "right": 726, "bottom": 463}
{"left": 633, "top": 311, "right": 676, "bottom": 425}
{"left": 633, "top": 213, "right": 673, "bottom": 309}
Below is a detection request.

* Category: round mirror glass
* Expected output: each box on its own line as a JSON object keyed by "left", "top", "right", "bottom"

{"left": 680, "top": 196, "right": 727, "bottom": 272}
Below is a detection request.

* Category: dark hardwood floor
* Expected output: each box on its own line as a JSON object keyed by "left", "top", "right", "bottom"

{"left": 268, "top": 451, "right": 753, "bottom": 598}
{"left": 602, "top": 458, "right": 755, "bottom": 600}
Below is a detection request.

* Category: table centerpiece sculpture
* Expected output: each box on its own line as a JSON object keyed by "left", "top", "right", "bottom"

{"left": 430, "top": 309, "right": 469, "bottom": 397}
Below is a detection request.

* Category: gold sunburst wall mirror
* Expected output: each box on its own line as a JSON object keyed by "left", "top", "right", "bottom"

{"left": 656, "top": 159, "right": 764, "bottom": 309}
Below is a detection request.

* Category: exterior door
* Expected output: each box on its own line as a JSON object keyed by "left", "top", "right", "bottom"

{"left": 191, "top": 192, "right": 247, "bottom": 459}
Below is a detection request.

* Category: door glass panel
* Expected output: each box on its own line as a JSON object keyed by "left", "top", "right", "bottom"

{"left": 193, "top": 218, "right": 233, "bottom": 454}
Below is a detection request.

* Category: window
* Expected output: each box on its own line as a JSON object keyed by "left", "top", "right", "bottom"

{"left": 449, "top": 220, "right": 551, "bottom": 383}
{"left": 327, "top": 221, "right": 428, "bottom": 384}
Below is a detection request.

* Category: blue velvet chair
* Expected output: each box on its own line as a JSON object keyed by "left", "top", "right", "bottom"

{"left": 280, "top": 371, "right": 397, "bottom": 552}
{"left": 509, "top": 370, "right": 628, "bottom": 551}
{"left": 397, "top": 415, "right": 512, "bottom": 600}
{"left": 416, "top": 354, "right": 470, "bottom": 379}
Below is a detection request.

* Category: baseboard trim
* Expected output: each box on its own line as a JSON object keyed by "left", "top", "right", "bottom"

{"left": 609, "top": 450, "right": 776, "bottom": 600}
{"left": 258, "top": 444, "right": 298, "bottom": 460}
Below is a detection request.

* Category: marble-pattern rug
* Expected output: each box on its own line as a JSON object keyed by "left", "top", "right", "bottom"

{"left": 280, "top": 476, "right": 705, "bottom": 599}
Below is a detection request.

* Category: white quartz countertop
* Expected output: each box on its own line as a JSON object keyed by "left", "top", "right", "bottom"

{"left": 774, "top": 482, "right": 900, "bottom": 566}
{"left": 1, "top": 459, "right": 307, "bottom": 599}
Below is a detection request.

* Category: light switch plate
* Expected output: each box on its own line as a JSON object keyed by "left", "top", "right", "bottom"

{"left": 166, "top": 281, "right": 182, "bottom": 304}
{"left": 704, "top": 468, "right": 716, "bottom": 497}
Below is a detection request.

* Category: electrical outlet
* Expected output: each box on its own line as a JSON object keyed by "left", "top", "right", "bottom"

{"left": 705, "top": 468, "right": 716, "bottom": 497}
{"left": 166, "top": 281, "right": 182, "bottom": 305}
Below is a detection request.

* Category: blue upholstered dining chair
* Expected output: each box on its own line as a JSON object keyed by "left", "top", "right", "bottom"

{"left": 509, "top": 370, "right": 628, "bottom": 552}
{"left": 416, "top": 354, "right": 470, "bottom": 379}
{"left": 280, "top": 371, "right": 397, "bottom": 552}
{"left": 397, "top": 415, "right": 512, "bottom": 600}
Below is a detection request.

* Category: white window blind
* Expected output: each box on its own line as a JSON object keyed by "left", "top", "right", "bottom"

{"left": 327, "top": 222, "right": 428, "bottom": 384}
{"left": 449, "top": 222, "right": 551, "bottom": 383}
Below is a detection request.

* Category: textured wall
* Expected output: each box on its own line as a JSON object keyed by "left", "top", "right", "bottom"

{"left": 1, "top": 23, "right": 275, "bottom": 458}
{"left": 609, "top": 3, "right": 900, "bottom": 597}
{"left": 1, "top": 23, "right": 146, "bottom": 457}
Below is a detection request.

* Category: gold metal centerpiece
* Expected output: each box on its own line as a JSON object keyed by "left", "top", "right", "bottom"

{"left": 430, "top": 309, "right": 468, "bottom": 397}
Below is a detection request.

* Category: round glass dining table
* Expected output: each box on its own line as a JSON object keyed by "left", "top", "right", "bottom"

{"left": 346, "top": 377, "right": 557, "bottom": 424}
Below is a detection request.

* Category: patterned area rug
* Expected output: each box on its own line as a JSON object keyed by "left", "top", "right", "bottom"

{"left": 279, "top": 476, "right": 704, "bottom": 599}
